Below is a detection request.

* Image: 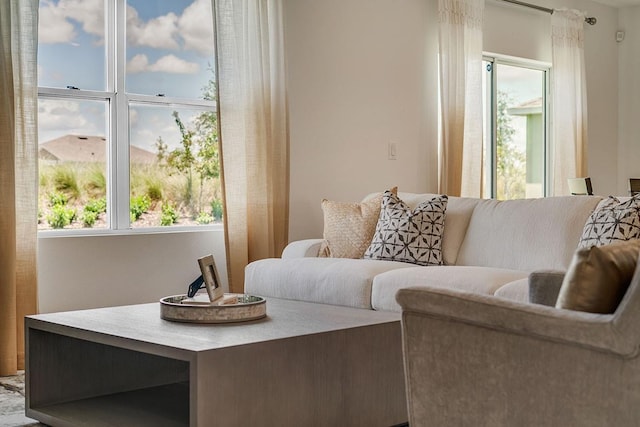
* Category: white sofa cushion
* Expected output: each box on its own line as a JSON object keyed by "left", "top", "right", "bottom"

{"left": 371, "top": 266, "right": 529, "bottom": 311}
{"left": 455, "top": 196, "right": 602, "bottom": 271}
{"left": 281, "top": 239, "right": 325, "bottom": 258}
{"left": 245, "top": 258, "right": 414, "bottom": 309}
{"left": 493, "top": 278, "right": 529, "bottom": 302}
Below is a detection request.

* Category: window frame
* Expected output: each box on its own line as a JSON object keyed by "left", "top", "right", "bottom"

{"left": 482, "top": 53, "right": 551, "bottom": 200}
{"left": 37, "top": 0, "right": 221, "bottom": 236}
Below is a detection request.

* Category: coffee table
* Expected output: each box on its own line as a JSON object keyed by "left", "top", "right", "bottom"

{"left": 25, "top": 298, "right": 407, "bottom": 426}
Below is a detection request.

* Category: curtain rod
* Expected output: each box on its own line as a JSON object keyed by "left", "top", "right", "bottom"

{"left": 500, "top": 0, "right": 597, "bottom": 25}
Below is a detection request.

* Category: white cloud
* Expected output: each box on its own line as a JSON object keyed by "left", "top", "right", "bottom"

{"left": 38, "top": 99, "right": 106, "bottom": 143}
{"left": 58, "top": 0, "right": 105, "bottom": 39}
{"left": 127, "top": 54, "right": 150, "bottom": 74}
{"left": 39, "top": 0, "right": 214, "bottom": 57}
{"left": 38, "top": 0, "right": 76, "bottom": 44}
{"left": 150, "top": 55, "right": 200, "bottom": 74}
{"left": 127, "top": 54, "right": 199, "bottom": 74}
{"left": 129, "top": 108, "right": 139, "bottom": 127}
{"left": 38, "top": 0, "right": 104, "bottom": 45}
{"left": 127, "top": 6, "right": 179, "bottom": 50}
{"left": 178, "top": 0, "right": 215, "bottom": 56}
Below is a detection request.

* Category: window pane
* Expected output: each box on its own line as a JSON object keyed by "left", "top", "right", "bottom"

{"left": 129, "top": 104, "right": 221, "bottom": 228}
{"left": 125, "top": 0, "right": 216, "bottom": 99}
{"left": 38, "top": 98, "right": 109, "bottom": 230}
{"left": 496, "top": 64, "right": 545, "bottom": 200}
{"left": 38, "top": 0, "right": 106, "bottom": 91}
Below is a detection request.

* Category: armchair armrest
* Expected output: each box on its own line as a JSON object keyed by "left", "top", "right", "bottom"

{"left": 281, "top": 239, "right": 325, "bottom": 259}
{"left": 396, "top": 286, "right": 634, "bottom": 357}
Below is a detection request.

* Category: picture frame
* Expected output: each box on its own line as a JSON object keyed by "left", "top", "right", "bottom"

{"left": 198, "top": 254, "right": 224, "bottom": 302}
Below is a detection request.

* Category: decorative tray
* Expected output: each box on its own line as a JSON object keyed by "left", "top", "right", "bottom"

{"left": 160, "top": 294, "right": 266, "bottom": 324}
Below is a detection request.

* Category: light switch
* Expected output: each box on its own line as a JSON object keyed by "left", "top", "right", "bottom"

{"left": 388, "top": 142, "right": 397, "bottom": 160}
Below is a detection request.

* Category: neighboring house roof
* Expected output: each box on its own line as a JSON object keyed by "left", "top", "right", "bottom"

{"left": 39, "top": 134, "right": 157, "bottom": 164}
{"left": 507, "top": 97, "right": 543, "bottom": 116}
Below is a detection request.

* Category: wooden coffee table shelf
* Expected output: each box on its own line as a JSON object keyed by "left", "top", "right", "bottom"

{"left": 26, "top": 298, "right": 407, "bottom": 426}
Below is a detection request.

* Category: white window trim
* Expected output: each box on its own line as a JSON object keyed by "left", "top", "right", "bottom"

{"left": 482, "top": 52, "right": 551, "bottom": 199}
{"left": 38, "top": 0, "right": 220, "bottom": 236}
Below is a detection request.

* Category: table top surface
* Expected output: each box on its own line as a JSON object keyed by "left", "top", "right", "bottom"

{"left": 26, "top": 298, "right": 400, "bottom": 354}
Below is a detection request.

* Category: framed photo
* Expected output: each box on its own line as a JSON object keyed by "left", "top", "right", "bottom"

{"left": 198, "top": 255, "right": 224, "bottom": 302}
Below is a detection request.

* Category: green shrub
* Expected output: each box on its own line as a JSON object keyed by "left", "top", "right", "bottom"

{"left": 47, "top": 205, "right": 76, "bottom": 229}
{"left": 211, "top": 199, "right": 223, "bottom": 221}
{"left": 85, "top": 197, "right": 107, "bottom": 214}
{"left": 81, "top": 197, "right": 106, "bottom": 228}
{"left": 130, "top": 195, "right": 151, "bottom": 222}
{"left": 196, "top": 211, "right": 214, "bottom": 224}
{"left": 48, "top": 192, "right": 68, "bottom": 207}
{"left": 53, "top": 165, "right": 80, "bottom": 199}
{"left": 160, "top": 201, "right": 178, "bottom": 226}
{"left": 81, "top": 210, "right": 99, "bottom": 228}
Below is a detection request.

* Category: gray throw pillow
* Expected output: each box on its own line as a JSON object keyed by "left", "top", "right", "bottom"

{"left": 363, "top": 191, "right": 447, "bottom": 266}
{"left": 578, "top": 195, "right": 640, "bottom": 249}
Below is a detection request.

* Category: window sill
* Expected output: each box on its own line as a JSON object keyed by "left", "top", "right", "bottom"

{"left": 37, "top": 223, "right": 223, "bottom": 239}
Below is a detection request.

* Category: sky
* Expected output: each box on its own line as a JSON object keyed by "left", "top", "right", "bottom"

{"left": 37, "top": 0, "right": 215, "bottom": 152}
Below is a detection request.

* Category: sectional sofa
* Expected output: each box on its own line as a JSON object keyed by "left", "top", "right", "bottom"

{"left": 245, "top": 192, "right": 605, "bottom": 311}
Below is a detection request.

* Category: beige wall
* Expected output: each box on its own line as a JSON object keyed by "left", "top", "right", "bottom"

{"left": 618, "top": 6, "right": 640, "bottom": 192}
{"left": 38, "top": 230, "right": 228, "bottom": 313}
{"left": 287, "top": 0, "right": 626, "bottom": 242}
{"left": 286, "top": 0, "right": 439, "bottom": 241}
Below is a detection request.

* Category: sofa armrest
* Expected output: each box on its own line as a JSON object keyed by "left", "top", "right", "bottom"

{"left": 396, "top": 286, "right": 634, "bottom": 356}
{"left": 281, "top": 239, "right": 325, "bottom": 259}
{"left": 529, "top": 270, "right": 565, "bottom": 306}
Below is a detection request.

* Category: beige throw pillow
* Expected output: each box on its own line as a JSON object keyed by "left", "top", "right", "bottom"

{"left": 556, "top": 239, "right": 640, "bottom": 313}
{"left": 319, "top": 187, "right": 397, "bottom": 258}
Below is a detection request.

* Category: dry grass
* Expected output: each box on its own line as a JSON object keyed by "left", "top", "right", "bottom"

{"left": 38, "top": 162, "right": 222, "bottom": 230}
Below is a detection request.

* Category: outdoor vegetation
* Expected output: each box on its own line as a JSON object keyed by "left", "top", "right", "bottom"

{"left": 496, "top": 90, "right": 526, "bottom": 200}
{"left": 38, "top": 79, "right": 222, "bottom": 231}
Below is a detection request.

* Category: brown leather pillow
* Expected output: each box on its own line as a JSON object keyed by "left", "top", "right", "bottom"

{"left": 556, "top": 239, "right": 640, "bottom": 313}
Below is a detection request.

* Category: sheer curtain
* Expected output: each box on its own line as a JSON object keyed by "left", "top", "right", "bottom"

{"left": 214, "top": 0, "right": 289, "bottom": 293}
{"left": 0, "top": 0, "right": 39, "bottom": 376}
{"left": 551, "top": 9, "right": 588, "bottom": 196}
{"left": 438, "top": 0, "right": 485, "bottom": 197}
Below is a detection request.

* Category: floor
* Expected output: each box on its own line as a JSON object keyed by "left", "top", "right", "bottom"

{"left": 1, "top": 372, "right": 409, "bottom": 427}
{"left": 0, "top": 373, "right": 45, "bottom": 427}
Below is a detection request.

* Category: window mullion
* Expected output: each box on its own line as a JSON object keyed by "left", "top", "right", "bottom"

{"left": 113, "top": 0, "right": 130, "bottom": 230}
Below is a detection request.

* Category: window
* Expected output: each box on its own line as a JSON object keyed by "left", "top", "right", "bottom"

{"left": 37, "top": 0, "right": 220, "bottom": 232}
{"left": 482, "top": 56, "right": 549, "bottom": 200}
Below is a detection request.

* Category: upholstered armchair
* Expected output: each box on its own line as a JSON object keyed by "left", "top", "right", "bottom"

{"left": 396, "top": 261, "right": 640, "bottom": 426}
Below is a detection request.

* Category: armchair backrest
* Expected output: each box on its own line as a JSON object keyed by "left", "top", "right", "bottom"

{"left": 613, "top": 258, "right": 640, "bottom": 354}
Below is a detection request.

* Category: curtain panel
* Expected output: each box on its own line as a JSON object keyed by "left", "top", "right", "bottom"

{"left": 438, "top": 0, "right": 484, "bottom": 197}
{"left": 551, "top": 9, "right": 588, "bottom": 196}
{"left": 0, "top": 0, "right": 39, "bottom": 376}
{"left": 214, "top": 0, "right": 289, "bottom": 293}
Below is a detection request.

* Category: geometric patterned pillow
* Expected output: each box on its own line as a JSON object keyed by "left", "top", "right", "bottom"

{"left": 363, "top": 191, "right": 448, "bottom": 266}
{"left": 578, "top": 195, "right": 640, "bottom": 249}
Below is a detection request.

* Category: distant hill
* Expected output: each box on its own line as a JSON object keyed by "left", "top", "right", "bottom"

{"left": 39, "top": 135, "right": 156, "bottom": 164}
